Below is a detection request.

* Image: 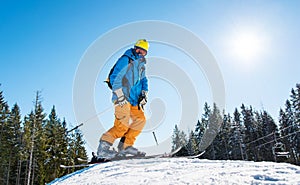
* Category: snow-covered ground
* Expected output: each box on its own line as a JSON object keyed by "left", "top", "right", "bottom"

{"left": 49, "top": 158, "right": 300, "bottom": 185}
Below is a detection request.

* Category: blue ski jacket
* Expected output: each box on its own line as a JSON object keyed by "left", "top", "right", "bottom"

{"left": 109, "top": 48, "right": 148, "bottom": 106}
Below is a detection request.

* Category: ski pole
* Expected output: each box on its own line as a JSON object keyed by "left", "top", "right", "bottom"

{"left": 67, "top": 123, "right": 83, "bottom": 133}
{"left": 152, "top": 131, "right": 159, "bottom": 145}
{"left": 67, "top": 105, "right": 116, "bottom": 133}
{"left": 83, "top": 105, "right": 116, "bottom": 124}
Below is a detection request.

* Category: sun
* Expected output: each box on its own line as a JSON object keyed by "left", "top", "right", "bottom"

{"left": 230, "top": 31, "right": 264, "bottom": 64}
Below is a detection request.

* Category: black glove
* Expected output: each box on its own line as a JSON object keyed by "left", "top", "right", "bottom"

{"left": 138, "top": 91, "right": 147, "bottom": 110}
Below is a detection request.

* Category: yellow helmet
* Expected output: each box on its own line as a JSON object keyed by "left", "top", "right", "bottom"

{"left": 134, "top": 39, "right": 149, "bottom": 52}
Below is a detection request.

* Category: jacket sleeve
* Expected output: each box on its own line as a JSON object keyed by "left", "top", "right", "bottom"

{"left": 140, "top": 66, "right": 148, "bottom": 92}
{"left": 110, "top": 56, "right": 129, "bottom": 91}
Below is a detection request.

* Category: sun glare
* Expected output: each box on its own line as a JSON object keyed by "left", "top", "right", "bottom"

{"left": 231, "top": 31, "right": 264, "bottom": 64}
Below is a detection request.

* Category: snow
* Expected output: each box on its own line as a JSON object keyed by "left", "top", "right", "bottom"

{"left": 48, "top": 158, "right": 300, "bottom": 185}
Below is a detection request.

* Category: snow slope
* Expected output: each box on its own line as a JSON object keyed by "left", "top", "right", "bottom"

{"left": 48, "top": 158, "right": 300, "bottom": 185}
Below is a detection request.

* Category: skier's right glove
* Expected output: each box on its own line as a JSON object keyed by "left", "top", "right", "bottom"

{"left": 114, "top": 88, "right": 127, "bottom": 107}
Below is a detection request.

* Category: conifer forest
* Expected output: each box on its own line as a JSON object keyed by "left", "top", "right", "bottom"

{"left": 0, "top": 90, "right": 87, "bottom": 185}
{"left": 1, "top": 83, "right": 300, "bottom": 184}
{"left": 172, "top": 84, "right": 300, "bottom": 166}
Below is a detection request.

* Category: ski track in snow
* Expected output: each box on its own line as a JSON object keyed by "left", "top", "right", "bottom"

{"left": 49, "top": 158, "right": 300, "bottom": 185}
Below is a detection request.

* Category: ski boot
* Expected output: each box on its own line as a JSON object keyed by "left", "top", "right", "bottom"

{"left": 118, "top": 146, "right": 146, "bottom": 157}
{"left": 96, "top": 140, "right": 117, "bottom": 160}
{"left": 117, "top": 137, "right": 125, "bottom": 152}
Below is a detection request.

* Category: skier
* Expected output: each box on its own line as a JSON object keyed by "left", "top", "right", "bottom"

{"left": 97, "top": 39, "right": 149, "bottom": 159}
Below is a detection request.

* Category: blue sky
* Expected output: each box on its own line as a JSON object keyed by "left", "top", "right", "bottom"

{"left": 1, "top": 1, "right": 300, "bottom": 154}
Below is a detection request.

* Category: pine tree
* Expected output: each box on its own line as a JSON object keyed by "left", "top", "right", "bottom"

{"left": 278, "top": 85, "right": 300, "bottom": 164}
{"left": 171, "top": 125, "right": 187, "bottom": 156}
{"left": 230, "top": 108, "right": 245, "bottom": 160}
{"left": 197, "top": 103, "right": 211, "bottom": 152}
{"left": 204, "top": 103, "right": 223, "bottom": 160}
{"left": 64, "top": 127, "right": 88, "bottom": 174}
{"left": 23, "top": 92, "right": 47, "bottom": 185}
{"left": 215, "top": 113, "right": 232, "bottom": 160}
{"left": 194, "top": 120, "right": 205, "bottom": 143}
{"left": 0, "top": 89, "right": 5, "bottom": 184}
{"left": 0, "top": 87, "right": 89, "bottom": 183}
{"left": 291, "top": 84, "right": 300, "bottom": 125}
{"left": 241, "top": 104, "right": 256, "bottom": 161}
{"left": 290, "top": 85, "right": 300, "bottom": 162}
{"left": 73, "top": 130, "right": 88, "bottom": 164}
{"left": 186, "top": 131, "right": 198, "bottom": 156}
{"left": 279, "top": 101, "right": 295, "bottom": 162}
{"left": 279, "top": 106, "right": 292, "bottom": 137}
{"left": 0, "top": 90, "right": 11, "bottom": 185}
{"left": 6, "top": 104, "right": 22, "bottom": 185}
{"left": 258, "top": 111, "right": 278, "bottom": 161}
{"left": 66, "top": 132, "right": 76, "bottom": 173}
{"left": 252, "top": 111, "right": 264, "bottom": 161}
{"left": 44, "top": 106, "right": 69, "bottom": 182}
{"left": 172, "top": 125, "right": 183, "bottom": 151}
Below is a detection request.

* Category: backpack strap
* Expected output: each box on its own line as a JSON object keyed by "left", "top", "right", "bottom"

{"left": 122, "top": 54, "right": 133, "bottom": 64}
{"left": 104, "top": 54, "right": 133, "bottom": 90}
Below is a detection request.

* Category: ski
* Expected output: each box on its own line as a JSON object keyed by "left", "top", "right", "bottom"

{"left": 60, "top": 163, "right": 95, "bottom": 168}
{"left": 186, "top": 150, "right": 206, "bottom": 159}
{"left": 92, "top": 146, "right": 183, "bottom": 163}
{"left": 60, "top": 147, "right": 183, "bottom": 169}
{"left": 60, "top": 154, "right": 161, "bottom": 168}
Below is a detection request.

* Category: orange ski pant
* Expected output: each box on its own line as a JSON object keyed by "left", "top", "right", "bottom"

{"left": 101, "top": 103, "right": 146, "bottom": 149}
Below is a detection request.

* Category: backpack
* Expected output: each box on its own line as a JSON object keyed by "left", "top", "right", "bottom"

{"left": 104, "top": 55, "right": 133, "bottom": 90}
